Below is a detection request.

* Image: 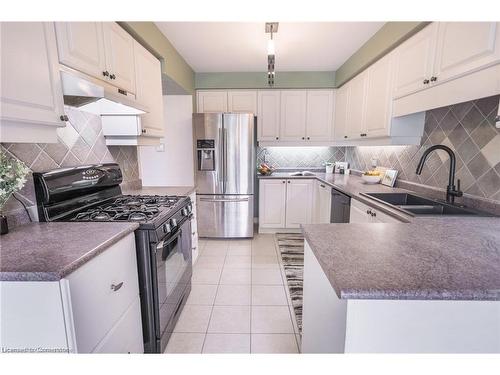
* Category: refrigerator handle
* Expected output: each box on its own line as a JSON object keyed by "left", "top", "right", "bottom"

{"left": 219, "top": 127, "right": 224, "bottom": 189}
{"left": 223, "top": 128, "right": 228, "bottom": 188}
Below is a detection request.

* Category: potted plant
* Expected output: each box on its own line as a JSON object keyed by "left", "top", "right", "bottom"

{"left": 0, "top": 150, "right": 30, "bottom": 235}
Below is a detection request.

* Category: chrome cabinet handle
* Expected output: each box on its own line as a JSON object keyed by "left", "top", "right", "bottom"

{"left": 111, "top": 282, "right": 124, "bottom": 291}
{"left": 320, "top": 184, "right": 326, "bottom": 188}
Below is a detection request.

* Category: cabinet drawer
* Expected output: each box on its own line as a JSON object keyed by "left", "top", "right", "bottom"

{"left": 92, "top": 297, "right": 143, "bottom": 353}
{"left": 66, "top": 233, "right": 139, "bottom": 353}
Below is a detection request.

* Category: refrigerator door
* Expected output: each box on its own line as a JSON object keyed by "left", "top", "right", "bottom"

{"left": 193, "top": 113, "right": 224, "bottom": 195}
{"left": 223, "top": 113, "right": 255, "bottom": 195}
{"left": 196, "top": 194, "right": 254, "bottom": 238}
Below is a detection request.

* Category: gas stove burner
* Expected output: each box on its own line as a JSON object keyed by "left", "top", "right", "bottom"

{"left": 91, "top": 211, "right": 112, "bottom": 221}
{"left": 129, "top": 212, "right": 147, "bottom": 221}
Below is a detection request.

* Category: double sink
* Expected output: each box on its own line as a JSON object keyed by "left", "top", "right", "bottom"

{"left": 362, "top": 192, "right": 492, "bottom": 217}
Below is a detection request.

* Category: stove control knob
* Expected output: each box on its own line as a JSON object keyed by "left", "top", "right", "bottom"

{"left": 163, "top": 223, "right": 171, "bottom": 234}
{"left": 170, "top": 218, "right": 178, "bottom": 228}
{"left": 181, "top": 208, "right": 188, "bottom": 216}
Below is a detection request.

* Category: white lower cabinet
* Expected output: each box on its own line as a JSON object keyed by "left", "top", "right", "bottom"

{"left": 285, "top": 179, "right": 314, "bottom": 228}
{"left": 314, "top": 180, "right": 332, "bottom": 224}
{"left": 349, "top": 199, "right": 403, "bottom": 223}
{"left": 258, "top": 179, "right": 314, "bottom": 231}
{"left": 258, "top": 179, "right": 287, "bottom": 229}
{"left": 189, "top": 191, "right": 200, "bottom": 264}
{"left": 0, "top": 233, "right": 143, "bottom": 353}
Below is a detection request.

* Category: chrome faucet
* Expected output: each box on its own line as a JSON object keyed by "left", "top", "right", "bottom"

{"left": 415, "top": 145, "right": 463, "bottom": 204}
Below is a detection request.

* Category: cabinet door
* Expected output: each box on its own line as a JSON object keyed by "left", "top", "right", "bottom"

{"left": 393, "top": 23, "right": 438, "bottom": 98}
{"left": 306, "top": 90, "right": 334, "bottom": 141}
{"left": 1, "top": 23, "right": 65, "bottom": 130}
{"left": 349, "top": 199, "right": 372, "bottom": 223}
{"left": 103, "top": 22, "right": 136, "bottom": 93}
{"left": 433, "top": 22, "right": 500, "bottom": 84}
{"left": 228, "top": 90, "right": 257, "bottom": 114}
{"left": 346, "top": 72, "right": 368, "bottom": 139}
{"left": 259, "top": 179, "right": 287, "bottom": 228}
{"left": 364, "top": 53, "right": 394, "bottom": 138}
{"left": 197, "top": 91, "right": 228, "bottom": 112}
{"left": 133, "top": 41, "right": 164, "bottom": 134}
{"left": 285, "top": 179, "right": 314, "bottom": 228}
{"left": 257, "top": 90, "right": 280, "bottom": 141}
{"left": 280, "top": 90, "right": 307, "bottom": 141}
{"left": 55, "top": 22, "right": 107, "bottom": 79}
{"left": 318, "top": 183, "right": 332, "bottom": 223}
{"left": 333, "top": 84, "right": 349, "bottom": 141}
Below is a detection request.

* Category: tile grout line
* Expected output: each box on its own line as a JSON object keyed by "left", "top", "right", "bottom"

{"left": 199, "top": 241, "right": 227, "bottom": 353}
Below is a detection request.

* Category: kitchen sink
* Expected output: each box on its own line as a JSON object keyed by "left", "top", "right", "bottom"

{"left": 362, "top": 192, "right": 492, "bottom": 217}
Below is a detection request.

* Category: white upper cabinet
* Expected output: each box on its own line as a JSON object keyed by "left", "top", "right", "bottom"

{"left": 346, "top": 71, "right": 368, "bottom": 139}
{"left": 433, "top": 22, "right": 500, "bottom": 84}
{"left": 393, "top": 23, "right": 438, "bottom": 99}
{"left": 364, "top": 53, "right": 394, "bottom": 138}
{"left": 1, "top": 22, "right": 66, "bottom": 143}
{"left": 227, "top": 90, "right": 257, "bottom": 113}
{"left": 102, "top": 23, "right": 136, "bottom": 94}
{"left": 55, "top": 22, "right": 107, "bottom": 79}
{"left": 133, "top": 40, "right": 164, "bottom": 136}
{"left": 257, "top": 90, "right": 281, "bottom": 141}
{"left": 280, "top": 90, "right": 307, "bottom": 141}
{"left": 55, "top": 22, "right": 136, "bottom": 93}
{"left": 333, "top": 84, "right": 349, "bottom": 141}
{"left": 306, "top": 90, "right": 334, "bottom": 141}
{"left": 196, "top": 90, "right": 228, "bottom": 112}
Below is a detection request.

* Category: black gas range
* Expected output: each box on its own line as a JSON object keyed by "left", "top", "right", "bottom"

{"left": 33, "top": 163, "right": 192, "bottom": 353}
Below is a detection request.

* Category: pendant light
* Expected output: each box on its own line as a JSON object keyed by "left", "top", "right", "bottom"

{"left": 265, "top": 22, "right": 278, "bottom": 87}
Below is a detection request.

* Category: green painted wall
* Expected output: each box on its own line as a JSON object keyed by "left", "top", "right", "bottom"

{"left": 335, "top": 22, "right": 430, "bottom": 87}
{"left": 119, "top": 22, "right": 195, "bottom": 95}
{"left": 195, "top": 71, "right": 335, "bottom": 89}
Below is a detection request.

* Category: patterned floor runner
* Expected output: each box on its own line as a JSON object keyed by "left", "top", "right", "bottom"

{"left": 276, "top": 233, "right": 305, "bottom": 333}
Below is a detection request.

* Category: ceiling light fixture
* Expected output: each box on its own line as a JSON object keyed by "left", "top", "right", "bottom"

{"left": 265, "top": 22, "right": 278, "bottom": 87}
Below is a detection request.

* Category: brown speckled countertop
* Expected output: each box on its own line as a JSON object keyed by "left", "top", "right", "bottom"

{"left": 0, "top": 222, "right": 138, "bottom": 281}
{"left": 302, "top": 219, "right": 500, "bottom": 301}
{"left": 122, "top": 186, "right": 196, "bottom": 197}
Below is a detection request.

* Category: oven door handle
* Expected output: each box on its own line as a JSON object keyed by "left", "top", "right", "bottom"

{"left": 156, "top": 229, "right": 182, "bottom": 260}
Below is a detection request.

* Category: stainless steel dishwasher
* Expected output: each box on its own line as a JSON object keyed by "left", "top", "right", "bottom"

{"left": 330, "top": 189, "right": 351, "bottom": 223}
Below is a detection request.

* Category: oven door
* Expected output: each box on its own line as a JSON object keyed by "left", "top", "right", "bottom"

{"left": 153, "top": 218, "right": 192, "bottom": 350}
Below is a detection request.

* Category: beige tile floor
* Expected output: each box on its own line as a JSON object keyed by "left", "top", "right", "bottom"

{"left": 165, "top": 233, "right": 301, "bottom": 354}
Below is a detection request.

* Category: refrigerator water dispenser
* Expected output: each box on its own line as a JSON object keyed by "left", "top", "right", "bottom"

{"left": 197, "top": 139, "right": 215, "bottom": 171}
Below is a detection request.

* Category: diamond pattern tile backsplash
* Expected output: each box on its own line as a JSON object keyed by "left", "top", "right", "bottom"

{"left": 257, "top": 146, "right": 346, "bottom": 169}
{"left": 345, "top": 95, "right": 500, "bottom": 202}
{"left": 1, "top": 106, "right": 141, "bottom": 225}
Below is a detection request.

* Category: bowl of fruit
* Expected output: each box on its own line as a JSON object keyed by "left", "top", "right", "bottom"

{"left": 257, "top": 163, "right": 275, "bottom": 176}
{"left": 361, "top": 170, "right": 382, "bottom": 184}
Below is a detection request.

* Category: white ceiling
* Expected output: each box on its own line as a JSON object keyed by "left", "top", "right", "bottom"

{"left": 155, "top": 22, "right": 384, "bottom": 72}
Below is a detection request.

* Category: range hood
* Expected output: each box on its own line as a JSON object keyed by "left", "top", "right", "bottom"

{"left": 61, "top": 70, "right": 148, "bottom": 115}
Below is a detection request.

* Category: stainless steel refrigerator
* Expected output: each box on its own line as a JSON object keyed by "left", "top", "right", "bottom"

{"left": 193, "top": 113, "right": 255, "bottom": 238}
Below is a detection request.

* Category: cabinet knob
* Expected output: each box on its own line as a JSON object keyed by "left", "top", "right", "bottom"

{"left": 110, "top": 73, "right": 116, "bottom": 80}
{"left": 282, "top": 180, "right": 286, "bottom": 184}
{"left": 141, "top": 129, "right": 146, "bottom": 134}
{"left": 60, "top": 115, "right": 68, "bottom": 122}
{"left": 423, "top": 79, "right": 430, "bottom": 85}
{"left": 430, "top": 76, "right": 437, "bottom": 82}
{"left": 344, "top": 135, "right": 348, "bottom": 139}
{"left": 302, "top": 137, "right": 305, "bottom": 140}
{"left": 307, "top": 137, "right": 310, "bottom": 140}
{"left": 288, "top": 180, "right": 291, "bottom": 183}
{"left": 111, "top": 282, "right": 124, "bottom": 291}
{"left": 366, "top": 210, "right": 371, "bottom": 214}
{"left": 103, "top": 71, "right": 110, "bottom": 77}
{"left": 275, "top": 137, "right": 279, "bottom": 140}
